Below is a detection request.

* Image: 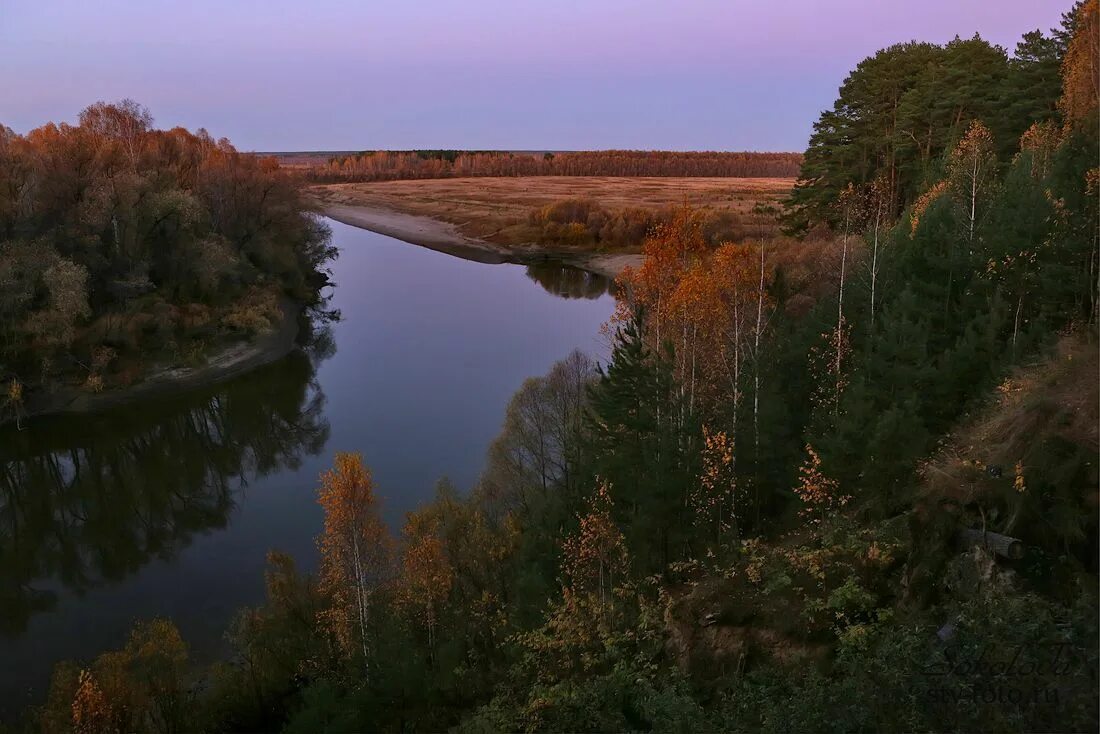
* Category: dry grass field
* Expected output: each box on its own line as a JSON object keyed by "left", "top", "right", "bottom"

{"left": 308, "top": 176, "right": 794, "bottom": 249}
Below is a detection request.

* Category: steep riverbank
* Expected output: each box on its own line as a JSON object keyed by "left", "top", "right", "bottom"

{"left": 6, "top": 301, "right": 302, "bottom": 427}
{"left": 320, "top": 202, "right": 643, "bottom": 279}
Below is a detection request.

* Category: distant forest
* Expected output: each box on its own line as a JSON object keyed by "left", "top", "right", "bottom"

{"left": 303, "top": 149, "right": 803, "bottom": 181}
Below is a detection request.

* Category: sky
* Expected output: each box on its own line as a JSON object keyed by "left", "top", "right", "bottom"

{"left": 0, "top": 1, "right": 1069, "bottom": 152}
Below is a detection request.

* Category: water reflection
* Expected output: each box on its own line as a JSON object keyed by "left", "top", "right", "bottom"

{"left": 0, "top": 222, "right": 615, "bottom": 717}
{"left": 525, "top": 263, "right": 611, "bottom": 299}
{"left": 0, "top": 342, "right": 330, "bottom": 636}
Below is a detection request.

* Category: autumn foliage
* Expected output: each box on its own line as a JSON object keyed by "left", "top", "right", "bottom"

{"left": 396, "top": 512, "right": 454, "bottom": 656}
{"left": 694, "top": 425, "right": 737, "bottom": 542}
{"left": 316, "top": 451, "right": 389, "bottom": 664}
{"left": 0, "top": 100, "right": 334, "bottom": 416}
{"left": 561, "top": 480, "right": 628, "bottom": 607}
{"left": 28, "top": 5, "right": 1100, "bottom": 732}
{"left": 1058, "top": 0, "right": 1099, "bottom": 126}
{"left": 303, "top": 149, "right": 802, "bottom": 182}
{"left": 793, "top": 444, "right": 850, "bottom": 528}
{"left": 41, "top": 619, "right": 191, "bottom": 734}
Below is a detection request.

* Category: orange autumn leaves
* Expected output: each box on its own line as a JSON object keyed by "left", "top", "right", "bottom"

{"left": 316, "top": 452, "right": 389, "bottom": 661}
{"left": 694, "top": 425, "right": 737, "bottom": 541}
{"left": 795, "top": 444, "right": 851, "bottom": 528}
{"left": 561, "top": 480, "right": 628, "bottom": 607}
{"left": 314, "top": 452, "right": 461, "bottom": 663}
{"left": 396, "top": 513, "right": 453, "bottom": 655}
{"left": 614, "top": 206, "right": 853, "bottom": 540}
{"left": 612, "top": 206, "right": 778, "bottom": 545}
{"left": 1059, "top": 0, "right": 1099, "bottom": 128}
{"left": 617, "top": 205, "right": 773, "bottom": 418}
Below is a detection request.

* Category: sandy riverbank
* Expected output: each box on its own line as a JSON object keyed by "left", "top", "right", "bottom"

{"left": 5, "top": 301, "right": 302, "bottom": 427}
{"left": 321, "top": 202, "right": 643, "bottom": 279}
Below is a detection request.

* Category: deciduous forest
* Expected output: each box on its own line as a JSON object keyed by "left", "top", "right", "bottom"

{"left": 306, "top": 150, "right": 803, "bottom": 182}
{"left": 0, "top": 105, "right": 335, "bottom": 425}
{"left": 15, "top": 1, "right": 1100, "bottom": 732}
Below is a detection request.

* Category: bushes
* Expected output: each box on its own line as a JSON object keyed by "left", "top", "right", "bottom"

{"left": 528, "top": 198, "right": 604, "bottom": 246}
{"left": 222, "top": 286, "right": 283, "bottom": 334}
{"left": 722, "top": 551, "right": 1098, "bottom": 733}
{"left": 526, "top": 198, "right": 773, "bottom": 250}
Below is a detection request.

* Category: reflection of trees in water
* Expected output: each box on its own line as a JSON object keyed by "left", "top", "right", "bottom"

{"left": 524, "top": 263, "right": 611, "bottom": 300}
{"left": 0, "top": 340, "right": 332, "bottom": 636}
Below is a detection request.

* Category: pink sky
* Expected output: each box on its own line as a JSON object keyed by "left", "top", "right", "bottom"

{"left": 0, "top": 0, "right": 1070, "bottom": 151}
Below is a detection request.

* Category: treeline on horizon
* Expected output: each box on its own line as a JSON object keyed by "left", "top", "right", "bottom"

{"left": 22, "top": 2, "right": 1100, "bottom": 733}
{"left": 305, "top": 149, "right": 804, "bottom": 181}
{"left": 0, "top": 102, "right": 336, "bottom": 425}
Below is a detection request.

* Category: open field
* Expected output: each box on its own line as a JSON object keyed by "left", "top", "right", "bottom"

{"left": 308, "top": 176, "right": 795, "bottom": 250}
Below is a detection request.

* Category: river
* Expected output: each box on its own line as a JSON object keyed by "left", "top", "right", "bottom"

{"left": 0, "top": 218, "right": 614, "bottom": 718}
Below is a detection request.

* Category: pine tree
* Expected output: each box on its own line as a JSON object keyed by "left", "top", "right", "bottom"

{"left": 585, "top": 310, "right": 693, "bottom": 572}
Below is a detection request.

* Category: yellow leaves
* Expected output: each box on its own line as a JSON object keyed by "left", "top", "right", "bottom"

{"left": 745, "top": 558, "right": 763, "bottom": 585}
{"left": 835, "top": 182, "right": 863, "bottom": 226}
{"left": 71, "top": 670, "right": 110, "bottom": 734}
{"left": 809, "top": 316, "right": 852, "bottom": 414}
{"left": 489, "top": 511, "right": 522, "bottom": 565}
{"left": 561, "top": 480, "right": 628, "bottom": 604}
{"left": 6, "top": 378, "right": 22, "bottom": 404}
{"left": 315, "top": 452, "right": 390, "bottom": 659}
{"left": 794, "top": 444, "right": 850, "bottom": 527}
{"left": 1019, "top": 121, "right": 1062, "bottom": 180}
{"left": 946, "top": 121, "right": 997, "bottom": 239}
{"left": 617, "top": 207, "right": 772, "bottom": 413}
{"left": 1086, "top": 167, "right": 1100, "bottom": 198}
{"left": 670, "top": 260, "right": 722, "bottom": 329}
{"left": 693, "top": 425, "right": 737, "bottom": 537}
{"left": 620, "top": 205, "right": 707, "bottom": 318}
{"left": 1013, "top": 461, "right": 1027, "bottom": 494}
{"left": 396, "top": 512, "right": 453, "bottom": 636}
{"left": 317, "top": 453, "right": 387, "bottom": 562}
{"left": 701, "top": 426, "right": 734, "bottom": 481}
{"left": 602, "top": 288, "right": 636, "bottom": 335}
{"left": 1059, "top": 0, "right": 1100, "bottom": 127}
{"left": 909, "top": 180, "right": 949, "bottom": 236}
{"left": 221, "top": 285, "right": 281, "bottom": 334}
{"left": 951, "top": 120, "right": 996, "bottom": 169}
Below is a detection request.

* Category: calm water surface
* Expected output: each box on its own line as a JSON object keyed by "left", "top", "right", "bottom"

{"left": 0, "top": 219, "right": 612, "bottom": 717}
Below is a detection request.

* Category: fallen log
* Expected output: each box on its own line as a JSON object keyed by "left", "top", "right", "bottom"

{"left": 957, "top": 528, "right": 1025, "bottom": 560}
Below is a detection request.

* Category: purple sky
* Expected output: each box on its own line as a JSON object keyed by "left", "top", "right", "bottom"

{"left": 1, "top": 1, "right": 1068, "bottom": 152}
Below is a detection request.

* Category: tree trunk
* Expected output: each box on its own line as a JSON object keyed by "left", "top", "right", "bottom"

{"left": 1014, "top": 295, "right": 1023, "bottom": 353}
{"left": 753, "top": 244, "right": 766, "bottom": 528}
{"left": 836, "top": 216, "right": 849, "bottom": 414}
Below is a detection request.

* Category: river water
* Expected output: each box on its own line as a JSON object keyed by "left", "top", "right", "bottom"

{"left": 0, "top": 219, "right": 613, "bottom": 717}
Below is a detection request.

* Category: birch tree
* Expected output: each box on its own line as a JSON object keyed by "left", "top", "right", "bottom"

{"left": 947, "top": 120, "right": 998, "bottom": 246}
{"left": 396, "top": 512, "right": 453, "bottom": 664}
{"left": 864, "top": 176, "right": 890, "bottom": 330}
{"left": 316, "top": 452, "right": 390, "bottom": 672}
